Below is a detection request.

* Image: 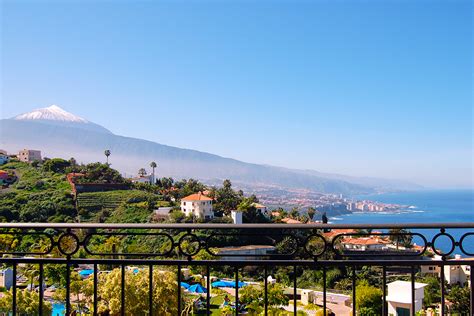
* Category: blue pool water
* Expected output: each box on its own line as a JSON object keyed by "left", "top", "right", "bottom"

{"left": 51, "top": 303, "right": 65, "bottom": 316}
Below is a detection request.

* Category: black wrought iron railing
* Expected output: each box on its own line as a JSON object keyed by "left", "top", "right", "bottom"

{"left": 0, "top": 222, "right": 473, "bottom": 316}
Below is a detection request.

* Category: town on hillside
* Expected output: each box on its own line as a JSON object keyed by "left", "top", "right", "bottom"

{"left": 0, "top": 148, "right": 471, "bottom": 315}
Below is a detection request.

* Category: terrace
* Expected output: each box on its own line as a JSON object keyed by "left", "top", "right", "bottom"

{"left": 0, "top": 222, "right": 473, "bottom": 315}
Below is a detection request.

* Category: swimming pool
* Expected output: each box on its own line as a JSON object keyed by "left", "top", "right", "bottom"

{"left": 51, "top": 302, "right": 65, "bottom": 316}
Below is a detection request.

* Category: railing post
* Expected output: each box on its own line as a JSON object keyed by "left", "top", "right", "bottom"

{"left": 177, "top": 263, "right": 182, "bottom": 315}
{"left": 382, "top": 266, "right": 387, "bottom": 316}
{"left": 411, "top": 266, "right": 415, "bottom": 316}
{"left": 94, "top": 263, "right": 98, "bottom": 316}
{"left": 149, "top": 264, "right": 153, "bottom": 315}
{"left": 121, "top": 264, "right": 125, "bottom": 316}
{"left": 206, "top": 265, "right": 210, "bottom": 316}
{"left": 293, "top": 265, "right": 297, "bottom": 315}
{"left": 352, "top": 265, "right": 356, "bottom": 316}
{"left": 323, "top": 265, "right": 327, "bottom": 316}
{"left": 39, "top": 263, "right": 44, "bottom": 316}
{"left": 264, "top": 266, "right": 268, "bottom": 316}
{"left": 470, "top": 264, "right": 473, "bottom": 316}
{"left": 12, "top": 264, "right": 17, "bottom": 316}
{"left": 440, "top": 263, "right": 445, "bottom": 316}
{"left": 235, "top": 266, "right": 239, "bottom": 316}
{"left": 66, "top": 262, "right": 71, "bottom": 316}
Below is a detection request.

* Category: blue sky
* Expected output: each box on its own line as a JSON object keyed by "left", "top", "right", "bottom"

{"left": 1, "top": 0, "right": 472, "bottom": 188}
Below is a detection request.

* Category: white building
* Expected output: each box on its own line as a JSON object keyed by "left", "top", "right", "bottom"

{"left": 386, "top": 280, "right": 427, "bottom": 316}
{"left": 0, "top": 268, "right": 13, "bottom": 290}
{"left": 180, "top": 193, "right": 214, "bottom": 220}
{"left": 231, "top": 210, "right": 243, "bottom": 224}
{"left": 252, "top": 203, "right": 270, "bottom": 217}
{"left": 130, "top": 175, "right": 152, "bottom": 184}
{"left": 217, "top": 245, "right": 276, "bottom": 261}
{"left": 421, "top": 254, "right": 472, "bottom": 287}
{"left": 444, "top": 255, "right": 472, "bottom": 286}
{"left": 18, "top": 149, "right": 42, "bottom": 163}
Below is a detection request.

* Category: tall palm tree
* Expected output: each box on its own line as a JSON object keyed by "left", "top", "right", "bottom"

{"left": 104, "top": 149, "right": 111, "bottom": 165}
{"left": 150, "top": 161, "right": 157, "bottom": 184}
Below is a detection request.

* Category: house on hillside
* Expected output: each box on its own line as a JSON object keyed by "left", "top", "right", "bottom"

{"left": 443, "top": 255, "right": 472, "bottom": 286}
{"left": 181, "top": 193, "right": 214, "bottom": 220}
{"left": 18, "top": 149, "right": 42, "bottom": 163}
{"left": 386, "top": 281, "right": 427, "bottom": 316}
{"left": 341, "top": 236, "right": 392, "bottom": 251}
{"left": 252, "top": 202, "right": 270, "bottom": 217}
{"left": 281, "top": 217, "right": 302, "bottom": 224}
{"left": 130, "top": 175, "right": 152, "bottom": 184}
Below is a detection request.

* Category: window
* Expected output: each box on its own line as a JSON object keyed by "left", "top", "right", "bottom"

{"left": 396, "top": 307, "right": 410, "bottom": 316}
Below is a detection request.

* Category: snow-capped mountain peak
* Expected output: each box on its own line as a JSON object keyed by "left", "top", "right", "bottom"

{"left": 13, "top": 105, "right": 89, "bottom": 123}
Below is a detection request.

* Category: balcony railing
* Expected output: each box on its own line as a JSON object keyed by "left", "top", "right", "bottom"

{"left": 0, "top": 222, "right": 473, "bottom": 315}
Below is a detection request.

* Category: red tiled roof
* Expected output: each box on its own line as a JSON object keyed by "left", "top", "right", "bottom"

{"left": 181, "top": 193, "right": 213, "bottom": 201}
{"left": 281, "top": 218, "right": 302, "bottom": 224}
{"left": 342, "top": 237, "right": 391, "bottom": 245}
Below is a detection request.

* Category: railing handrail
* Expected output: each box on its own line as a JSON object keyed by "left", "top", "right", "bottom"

{"left": 0, "top": 222, "right": 473, "bottom": 229}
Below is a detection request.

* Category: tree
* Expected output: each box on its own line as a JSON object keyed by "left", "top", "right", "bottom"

{"left": 95, "top": 267, "right": 178, "bottom": 315}
{"left": 42, "top": 158, "right": 70, "bottom": 173}
{"left": 388, "top": 228, "right": 412, "bottom": 249}
{"left": 213, "top": 179, "right": 242, "bottom": 215}
{"left": 239, "top": 283, "right": 288, "bottom": 313}
{"left": 237, "top": 197, "right": 268, "bottom": 223}
{"left": 150, "top": 161, "right": 157, "bottom": 184}
{"left": 355, "top": 281, "right": 382, "bottom": 315}
{"left": 289, "top": 207, "right": 300, "bottom": 219}
{"left": 447, "top": 284, "right": 470, "bottom": 313}
{"left": 421, "top": 276, "right": 440, "bottom": 306}
{"left": 138, "top": 168, "right": 147, "bottom": 177}
{"left": 104, "top": 149, "right": 111, "bottom": 165}
{"left": 307, "top": 207, "right": 316, "bottom": 221}
{"left": 0, "top": 288, "right": 52, "bottom": 314}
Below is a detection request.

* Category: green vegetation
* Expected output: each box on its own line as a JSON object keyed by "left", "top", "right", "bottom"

{"left": 0, "top": 161, "right": 76, "bottom": 222}
{"left": 77, "top": 190, "right": 169, "bottom": 222}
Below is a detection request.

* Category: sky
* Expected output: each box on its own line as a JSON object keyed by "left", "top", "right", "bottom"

{"left": 1, "top": 0, "right": 472, "bottom": 188}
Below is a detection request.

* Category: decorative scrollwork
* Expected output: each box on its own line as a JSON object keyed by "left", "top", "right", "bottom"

{"left": 58, "top": 233, "right": 80, "bottom": 256}
{"left": 178, "top": 233, "right": 201, "bottom": 256}
{"left": 303, "top": 234, "right": 327, "bottom": 258}
{"left": 458, "top": 232, "right": 474, "bottom": 256}
{"left": 431, "top": 232, "right": 456, "bottom": 257}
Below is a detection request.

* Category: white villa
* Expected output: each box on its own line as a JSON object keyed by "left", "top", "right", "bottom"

{"left": 386, "top": 280, "right": 427, "bottom": 316}
{"left": 181, "top": 193, "right": 214, "bottom": 220}
{"left": 252, "top": 203, "right": 270, "bottom": 217}
{"left": 421, "top": 254, "right": 472, "bottom": 287}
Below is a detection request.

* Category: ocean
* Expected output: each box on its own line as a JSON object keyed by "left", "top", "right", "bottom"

{"left": 332, "top": 190, "right": 474, "bottom": 256}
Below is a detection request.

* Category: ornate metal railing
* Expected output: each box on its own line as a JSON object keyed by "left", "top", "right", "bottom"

{"left": 0, "top": 222, "right": 472, "bottom": 315}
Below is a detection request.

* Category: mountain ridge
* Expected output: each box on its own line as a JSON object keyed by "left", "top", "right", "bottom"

{"left": 0, "top": 105, "right": 422, "bottom": 194}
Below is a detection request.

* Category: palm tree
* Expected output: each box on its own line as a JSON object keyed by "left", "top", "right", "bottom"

{"left": 150, "top": 161, "right": 157, "bottom": 184}
{"left": 104, "top": 149, "right": 111, "bottom": 165}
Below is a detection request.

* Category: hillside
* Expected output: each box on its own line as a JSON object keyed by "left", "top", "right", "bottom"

{"left": 76, "top": 190, "right": 170, "bottom": 222}
{"left": 0, "top": 161, "right": 76, "bottom": 222}
{"left": 0, "top": 160, "right": 174, "bottom": 224}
